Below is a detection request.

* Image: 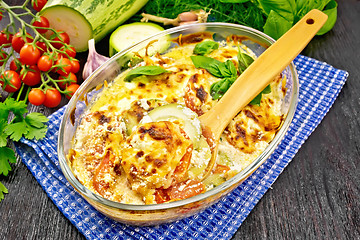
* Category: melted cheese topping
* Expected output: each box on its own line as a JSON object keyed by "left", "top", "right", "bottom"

{"left": 121, "top": 121, "right": 192, "bottom": 204}
{"left": 70, "top": 34, "right": 286, "bottom": 204}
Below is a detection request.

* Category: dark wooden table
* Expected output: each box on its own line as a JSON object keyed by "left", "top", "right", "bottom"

{"left": 1, "top": 0, "right": 359, "bottom": 239}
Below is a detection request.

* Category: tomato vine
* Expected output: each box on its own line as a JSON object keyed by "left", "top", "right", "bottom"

{"left": 0, "top": 0, "right": 82, "bottom": 203}
{"left": 0, "top": 0, "right": 81, "bottom": 107}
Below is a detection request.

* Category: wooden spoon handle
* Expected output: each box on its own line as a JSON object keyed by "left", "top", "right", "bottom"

{"left": 199, "top": 9, "right": 328, "bottom": 139}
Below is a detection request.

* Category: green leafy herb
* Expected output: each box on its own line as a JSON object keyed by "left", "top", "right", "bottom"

{"left": 192, "top": 49, "right": 271, "bottom": 101}
{"left": 0, "top": 182, "right": 8, "bottom": 202}
{"left": 193, "top": 40, "right": 219, "bottom": 55}
{"left": 249, "top": 84, "right": 271, "bottom": 106}
{"left": 210, "top": 78, "right": 236, "bottom": 100}
{"left": 220, "top": 0, "right": 250, "bottom": 2}
{"left": 0, "top": 147, "right": 16, "bottom": 176}
{"left": 0, "top": 98, "right": 49, "bottom": 202}
{"left": 124, "top": 65, "right": 170, "bottom": 82}
{"left": 257, "top": 0, "right": 338, "bottom": 39}
{"left": 191, "top": 55, "right": 238, "bottom": 99}
{"left": 237, "top": 47, "right": 271, "bottom": 105}
{"left": 134, "top": 0, "right": 267, "bottom": 31}
{"left": 190, "top": 55, "right": 237, "bottom": 79}
{"left": 237, "top": 47, "right": 255, "bottom": 74}
{"left": 263, "top": 10, "right": 293, "bottom": 40}
{"left": 133, "top": 0, "right": 337, "bottom": 42}
{"left": 316, "top": 0, "right": 337, "bottom": 35}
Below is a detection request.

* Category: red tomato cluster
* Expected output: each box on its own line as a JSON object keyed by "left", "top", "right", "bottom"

{"left": 0, "top": 9, "right": 81, "bottom": 108}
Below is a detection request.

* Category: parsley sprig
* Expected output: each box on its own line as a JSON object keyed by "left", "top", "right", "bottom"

{"left": 0, "top": 97, "right": 48, "bottom": 202}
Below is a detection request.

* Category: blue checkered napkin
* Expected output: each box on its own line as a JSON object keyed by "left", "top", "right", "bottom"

{"left": 15, "top": 55, "right": 348, "bottom": 240}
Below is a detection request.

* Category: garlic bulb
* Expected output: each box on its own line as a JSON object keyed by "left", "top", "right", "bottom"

{"left": 82, "top": 39, "right": 110, "bottom": 80}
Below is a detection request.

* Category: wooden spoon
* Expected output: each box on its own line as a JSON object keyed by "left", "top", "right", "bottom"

{"left": 199, "top": 9, "right": 328, "bottom": 180}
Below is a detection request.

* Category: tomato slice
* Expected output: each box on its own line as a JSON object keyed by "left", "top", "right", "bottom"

{"left": 213, "top": 164, "right": 230, "bottom": 174}
{"left": 155, "top": 179, "right": 205, "bottom": 203}
{"left": 172, "top": 144, "right": 192, "bottom": 183}
{"left": 93, "top": 151, "right": 115, "bottom": 196}
{"left": 154, "top": 189, "right": 170, "bottom": 204}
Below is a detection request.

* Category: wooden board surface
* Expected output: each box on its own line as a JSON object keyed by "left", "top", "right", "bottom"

{"left": 0, "top": 0, "right": 359, "bottom": 239}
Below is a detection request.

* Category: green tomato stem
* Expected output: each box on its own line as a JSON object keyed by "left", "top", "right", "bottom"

{"left": 16, "top": 83, "right": 25, "bottom": 102}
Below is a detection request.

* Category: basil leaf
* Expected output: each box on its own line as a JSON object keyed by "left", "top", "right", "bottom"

{"left": 316, "top": 0, "right": 337, "bottom": 35}
{"left": 225, "top": 60, "right": 238, "bottom": 77}
{"left": 193, "top": 41, "right": 219, "bottom": 55}
{"left": 249, "top": 93, "right": 263, "bottom": 106}
{"left": 192, "top": 56, "right": 238, "bottom": 100}
{"left": 210, "top": 77, "right": 236, "bottom": 100}
{"left": 191, "top": 56, "right": 223, "bottom": 77}
{"left": 250, "top": 85, "right": 271, "bottom": 106}
{"left": 263, "top": 10, "right": 293, "bottom": 40}
{"left": 258, "top": 0, "right": 297, "bottom": 23}
{"left": 216, "top": 60, "right": 236, "bottom": 78}
{"left": 262, "top": 84, "right": 272, "bottom": 94}
{"left": 238, "top": 50, "right": 254, "bottom": 73}
{"left": 124, "top": 66, "right": 170, "bottom": 82}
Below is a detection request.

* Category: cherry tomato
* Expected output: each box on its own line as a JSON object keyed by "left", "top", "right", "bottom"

{"left": 0, "top": 31, "right": 12, "bottom": 47}
{"left": 32, "top": 16, "right": 50, "bottom": 34}
{"left": 58, "top": 72, "right": 77, "bottom": 89}
{"left": 93, "top": 152, "right": 115, "bottom": 196}
{"left": 70, "top": 59, "right": 80, "bottom": 73}
{"left": 10, "top": 59, "right": 21, "bottom": 72}
{"left": 55, "top": 57, "right": 72, "bottom": 76}
{"left": 28, "top": 88, "right": 45, "bottom": 106}
{"left": 0, "top": 70, "right": 21, "bottom": 93}
{"left": 36, "top": 41, "right": 47, "bottom": 55}
{"left": 65, "top": 83, "right": 79, "bottom": 99}
{"left": 44, "top": 88, "right": 61, "bottom": 108}
{"left": 20, "top": 44, "right": 41, "bottom": 65}
{"left": 51, "top": 31, "right": 70, "bottom": 49}
{"left": 12, "top": 32, "right": 33, "bottom": 53}
{"left": 0, "top": 51, "right": 7, "bottom": 66}
{"left": 37, "top": 55, "right": 53, "bottom": 72}
{"left": 32, "top": 0, "right": 47, "bottom": 12}
{"left": 20, "top": 65, "right": 41, "bottom": 86}
{"left": 0, "top": 12, "right": 2, "bottom": 22}
{"left": 61, "top": 46, "right": 76, "bottom": 58}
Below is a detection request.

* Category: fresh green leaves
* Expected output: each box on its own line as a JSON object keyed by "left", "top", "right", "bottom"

{"left": 220, "top": 0, "right": 250, "bottom": 3}
{"left": 237, "top": 48, "right": 271, "bottom": 105}
{"left": 250, "top": 84, "right": 271, "bottom": 106}
{"left": 263, "top": 10, "right": 293, "bottom": 40}
{"left": 0, "top": 98, "right": 49, "bottom": 202}
{"left": 190, "top": 56, "right": 237, "bottom": 78}
{"left": 124, "top": 65, "right": 170, "bottom": 82}
{"left": 4, "top": 112, "right": 48, "bottom": 141}
{"left": 316, "top": 0, "right": 337, "bottom": 35}
{"left": 191, "top": 55, "right": 238, "bottom": 99}
{"left": 190, "top": 56, "right": 223, "bottom": 77}
{"left": 258, "top": 0, "right": 297, "bottom": 23}
{"left": 257, "top": 0, "right": 338, "bottom": 39}
{"left": 0, "top": 147, "right": 16, "bottom": 176}
{"left": 193, "top": 41, "right": 219, "bottom": 55}
{"left": 0, "top": 182, "right": 8, "bottom": 202}
{"left": 191, "top": 49, "right": 271, "bottom": 102}
{"left": 210, "top": 78, "right": 236, "bottom": 100}
{"left": 237, "top": 48, "right": 255, "bottom": 74}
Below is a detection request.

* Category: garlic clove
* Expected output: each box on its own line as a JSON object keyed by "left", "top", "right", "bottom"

{"left": 82, "top": 39, "right": 110, "bottom": 80}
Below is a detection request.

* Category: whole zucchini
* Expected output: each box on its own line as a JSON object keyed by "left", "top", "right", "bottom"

{"left": 40, "top": 0, "right": 148, "bottom": 52}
